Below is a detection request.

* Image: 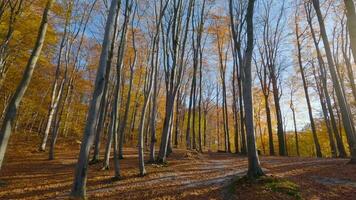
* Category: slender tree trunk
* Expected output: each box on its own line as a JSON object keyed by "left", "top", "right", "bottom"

{"left": 295, "top": 22, "right": 322, "bottom": 157}
{"left": 118, "top": 64, "right": 135, "bottom": 159}
{"left": 91, "top": 26, "right": 116, "bottom": 162}
{"left": 48, "top": 78, "right": 66, "bottom": 160}
{"left": 149, "top": 71, "right": 158, "bottom": 162}
{"left": 270, "top": 73, "right": 286, "bottom": 156}
{"left": 91, "top": 61, "right": 112, "bottom": 163}
{"left": 312, "top": 64, "right": 337, "bottom": 157}
{"left": 305, "top": 5, "right": 347, "bottom": 157}
{"left": 238, "top": 79, "right": 247, "bottom": 155}
{"left": 312, "top": 0, "right": 356, "bottom": 163}
{"left": 138, "top": 64, "right": 155, "bottom": 175}
{"left": 291, "top": 107, "right": 299, "bottom": 156}
{"left": 174, "top": 89, "right": 180, "bottom": 147}
{"left": 344, "top": 0, "right": 356, "bottom": 66}
{"left": 264, "top": 96, "right": 274, "bottom": 156}
{"left": 70, "top": 0, "right": 120, "bottom": 197}
{"left": 0, "top": 0, "right": 55, "bottom": 170}
{"left": 232, "top": 59, "right": 239, "bottom": 154}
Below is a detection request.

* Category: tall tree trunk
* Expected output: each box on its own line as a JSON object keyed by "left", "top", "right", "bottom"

{"left": 118, "top": 59, "right": 135, "bottom": 159}
{"left": 243, "top": 0, "right": 264, "bottom": 178}
{"left": 295, "top": 21, "right": 322, "bottom": 157}
{"left": 312, "top": 0, "right": 356, "bottom": 163}
{"left": 157, "top": 0, "right": 194, "bottom": 163}
{"left": 305, "top": 4, "right": 347, "bottom": 157}
{"left": 0, "top": 0, "right": 55, "bottom": 170}
{"left": 70, "top": 0, "right": 120, "bottom": 197}
{"left": 344, "top": 0, "right": 356, "bottom": 66}
{"left": 312, "top": 63, "right": 337, "bottom": 157}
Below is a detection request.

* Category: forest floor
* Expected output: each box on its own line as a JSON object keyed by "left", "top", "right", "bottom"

{"left": 0, "top": 135, "right": 356, "bottom": 200}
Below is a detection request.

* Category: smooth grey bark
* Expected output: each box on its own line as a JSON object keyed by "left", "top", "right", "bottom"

{"left": 290, "top": 91, "right": 299, "bottom": 157}
{"left": 0, "top": 0, "right": 55, "bottom": 170}
{"left": 304, "top": 3, "right": 347, "bottom": 158}
{"left": 157, "top": 0, "right": 193, "bottom": 163}
{"left": 40, "top": 7, "right": 71, "bottom": 151}
{"left": 137, "top": 63, "right": 154, "bottom": 176}
{"left": 338, "top": 16, "right": 356, "bottom": 103}
{"left": 91, "top": 64, "right": 111, "bottom": 163}
{"left": 260, "top": 0, "right": 286, "bottom": 156}
{"left": 344, "top": 0, "right": 356, "bottom": 66}
{"left": 312, "top": 0, "right": 356, "bottom": 163}
{"left": 115, "top": 0, "right": 134, "bottom": 159}
{"left": 243, "top": 0, "right": 264, "bottom": 178}
{"left": 312, "top": 63, "right": 337, "bottom": 157}
{"left": 149, "top": 34, "right": 160, "bottom": 162}
{"left": 70, "top": 0, "right": 121, "bottom": 197}
{"left": 118, "top": 59, "right": 135, "bottom": 159}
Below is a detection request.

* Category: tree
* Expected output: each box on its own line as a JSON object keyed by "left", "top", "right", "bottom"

{"left": 157, "top": 0, "right": 194, "bottom": 163}
{"left": 343, "top": 0, "right": 356, "bottom": 66}
{"left": 312, "top": 0, "right": 356, "bottom": 163}
{"left": 229, "top": 0, "right": 247, "bottom": 155}
{"left": 304, "top": 2, "right": 347, "bottom": 158}
{"left": 238, "top": 0, "right": 264, "bottom": 178}
{"left": 209, "top": 14, "right": 231, "bottom": 153}
{"left": 0, "top": 0, "right": 55, "bottom": 171}
{"left": 294, "top": 9, "right": 322, "bottom": 157}
{"left": 288, "top": 76, "right": 300, "bottom": 156}
{"left": 70, "top": 0, "right": 121, "bottom": 197}
{"left": 258, "top": 0, "right": 286, "bottom": 156}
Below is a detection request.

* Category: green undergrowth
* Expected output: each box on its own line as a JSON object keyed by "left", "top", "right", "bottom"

{"left": 227, "top": 175, "right": 302, "bottom": 200}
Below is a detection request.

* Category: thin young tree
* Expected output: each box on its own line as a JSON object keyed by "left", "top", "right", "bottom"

{"left": 229, "top": 0, "right": 247, "bottom": 155}
{"left": 289, "top": 76, "right": 300, "bottom": 156}
{"left": 255, "top": 54, "right": 274, "bottom": 156}
{"left": 294, "top": 9, "right": 322, "bottom": 157}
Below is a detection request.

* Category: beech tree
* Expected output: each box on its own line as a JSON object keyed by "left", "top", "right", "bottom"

{"left": 312, "top": 0, "right": 356, "bottom": 163}
{"left": 243, "top": 0, "right": 264, "bottom": 178}
{"left": 0, "top": 0, "right": 55, "bottom": 170}
{"left": 157, "top": 0, "right": 194, "bottom": 163}
{"left": 294, "top": 8, "right": 322, "bottom": 157}
{"left": 70, "top": 0, "right": 121, "bottom": 197}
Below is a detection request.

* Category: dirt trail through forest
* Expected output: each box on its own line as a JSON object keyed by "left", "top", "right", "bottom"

{"left": 0, "top": 139, "right": 356, "bottom": 199}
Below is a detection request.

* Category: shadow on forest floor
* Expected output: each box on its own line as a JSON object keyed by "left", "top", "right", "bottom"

{"left": 0, "top": 136, "right": 356, "bottom": 199}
